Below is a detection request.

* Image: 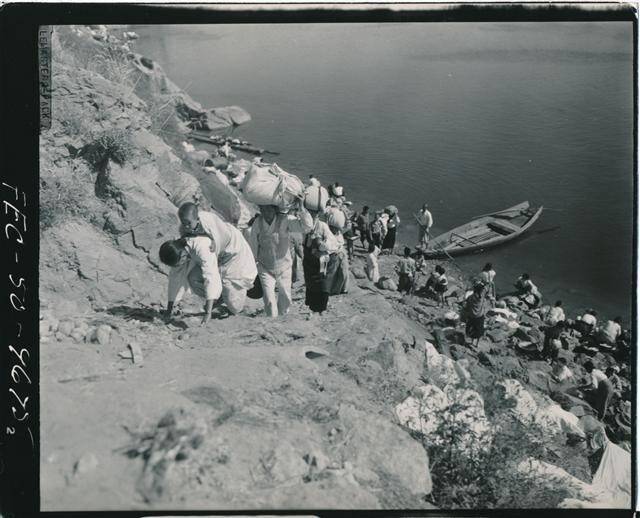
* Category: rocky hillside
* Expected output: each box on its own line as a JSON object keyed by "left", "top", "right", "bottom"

{"left": 39, "top": 26, "right": 631, "bottom": 511}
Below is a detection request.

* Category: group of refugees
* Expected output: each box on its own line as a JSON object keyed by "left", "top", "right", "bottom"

{"left": 158, "top": 173, "right": 361, "bottom": 323}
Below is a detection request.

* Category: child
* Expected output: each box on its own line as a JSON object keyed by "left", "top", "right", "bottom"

{"left": 343, "top": 222, "right": 359, "bottom": 262}
{"left": 365, "top": 242, "right": 380, "bottom": 283}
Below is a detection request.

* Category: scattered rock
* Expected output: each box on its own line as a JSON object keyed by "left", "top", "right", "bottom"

{"left": 376, "top": 277, "right": 397, "bottom": 291}
{"left": 96, "top": 324, "right": 112, "bottom": 345}
{"left": 58, "top": 320, "right": 74, "bottom": 336}
{"left": 351, "top": 266, "right": 367, "bottom": 279}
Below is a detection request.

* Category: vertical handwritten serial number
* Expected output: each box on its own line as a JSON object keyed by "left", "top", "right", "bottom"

{"left": 2, "top": 183, "right": 32, "bottom": 446}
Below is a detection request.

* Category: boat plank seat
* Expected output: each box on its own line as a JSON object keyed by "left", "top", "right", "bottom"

{"left": 487, "top": 219, "right": 520, "bottom": 235}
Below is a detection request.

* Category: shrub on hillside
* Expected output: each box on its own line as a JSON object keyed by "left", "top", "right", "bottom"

{"left": 425, "top": 400, "right": 571, "bottom": 508}
{"left": 40, "top": 168, "right": 95, "bottom": 229}
{"left": 81, "top": 128, "right": 135, "bottom": 170}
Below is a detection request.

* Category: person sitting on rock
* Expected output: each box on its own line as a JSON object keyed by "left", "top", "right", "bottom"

{"left": 178, "top": 202, "right": 257, "bottom": 316}
{"left": 395, "top": 247, "right": 416, "bottom": 295}
{"left": 550, "top": 357, "right": 574, "bottom": 383}
{"left": 246, "top": 201, "right": 314, "bottom": 318}
{"left": 365, "top": 242, "right": 380, "bottom": 284}
{"left": 514, "top": 273, "right": 541, "bottom": 308}
{"left": 573, "top": 309, "right": 597, "bottom": 338}
{"left": 159, "top": 237, "right": 222, "bottom": 327}
{"left": 425, "top": 265, "right": 448, "bottom": 306}
{"left": 542, "top": 320, "right": 568, "bottom": 361}
{"left": 597, "top": 316, "right": 622, "bottom": 346}
{"left": 545, "top": 300, "right": 566, "bottom": 326}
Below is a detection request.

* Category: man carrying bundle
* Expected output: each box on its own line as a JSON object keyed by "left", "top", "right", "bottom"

{"left": 247, "top": 200, "right": 314, "bottom": 317}
{"left": 177, "top": 202, "right": 257, "bottom": 317}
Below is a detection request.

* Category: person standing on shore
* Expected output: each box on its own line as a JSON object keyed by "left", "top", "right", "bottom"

{"left": 395, "top": 247, "right": 416, "bottom": 295}
{"left": 370, "top": 211, "right": 383, "bottom": 249}
{"left": 177, "top": 202, "right": 257, "bottom": 315}
{"left": 463, "top": 282, "right": 488, "bottom": 348}
{"left": 382, "top": 207, "right": 400, "bottom": 255}
{"left": 354, "top": 206, "right": 371, "bottom": 248}
{"left": 479, "top": 263, "right": 496, "bottom": 301}
{"left": 247, "top": 201, "right": 314, "bottom": 317}
{"left": 416, "top": 204, "right": 433, "bottom": 249}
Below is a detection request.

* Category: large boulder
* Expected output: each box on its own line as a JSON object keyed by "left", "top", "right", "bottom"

{"left": 339, "top": 404, "right": 432, "bottom": 497}
{"left": 40, "top": 220, "right": 166, "bottom": 306}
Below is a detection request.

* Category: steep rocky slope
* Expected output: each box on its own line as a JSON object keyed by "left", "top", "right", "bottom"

{"left": 39, "top": 26, "right": 630, "bottom": 511}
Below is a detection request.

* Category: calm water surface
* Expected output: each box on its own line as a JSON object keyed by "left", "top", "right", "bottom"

{"left": 133, "top": 22, "right": 634, "bottom": 320}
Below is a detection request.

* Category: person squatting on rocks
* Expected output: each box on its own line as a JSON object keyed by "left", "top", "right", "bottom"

{"left": 395, "top": 247, "right": 416, "bottom": 295}
{"left": 425, "top": 265, "right": 449, "bottom": 306}
{"left": 178, "top": 202, "right": 257, "bottom": 317}
{"left": 573, "top": 309, "right": 597, "bottom": 337}
{"left": 545, "top": 300, "right": 566, "bottom": 326}
{"left": 247, "top": 201, "right": 314, "bottom": 317}
{"left": 365, "top": 242, "right": 381, "bottom": 284}
{"left": 159, "top": 236, "right": 222, "bottom": 326}
{"left": 302, "top": 210, "right": 341, "bottom": 314}
{"left": 579, "top": 361, "right": 615, "bottom": 420}
{"left": 514, "top": 272, "right": 542, "bottom": 308}
{"left": 463, "top": 282, "right": 488, "bottom": 347}
{"left": 416, "top": 203, "right": 433, "bottom": 249}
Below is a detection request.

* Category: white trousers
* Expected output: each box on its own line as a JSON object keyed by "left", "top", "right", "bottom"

{"left": 258, "top": 264, "right": 293, "bottom": 317}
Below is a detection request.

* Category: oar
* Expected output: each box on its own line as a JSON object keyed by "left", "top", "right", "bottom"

{"left": 413, "top": 213, "right": 456, "bottom": 262}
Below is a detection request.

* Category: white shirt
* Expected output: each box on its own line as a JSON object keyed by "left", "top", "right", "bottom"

{"left": 480, "top": 270, "right": 496, "bottom": 285}
{"left": 168, "top": 236, "right": 222, "bottom": 303}
{"left": 248, "top": 212, "right": 313, "bottom": 275}
{"left": 183, "top": 211, "right": 257, "bottom": 288}
{"left": 554, "top": 365, "right": 573, "bottom": 382}
{"left": 581, "top": 313, "right": 597, "bottom": 327}
{"left": 601, "top": 320, "right": 621, "bottom": 342}
{"left": 417, "top": 209, "right": 433, "bottom": 229}
{"left": 387, "top": 213, "right": 400, "bottom": 229}
{"left": 590, "top": 368, "right": 607, "bottom": 388}
{"left": 546, "top": 306, "right": 566, "bottom": 325}
{"left": 305, "top": 219, "right": 340, "bottom": 254}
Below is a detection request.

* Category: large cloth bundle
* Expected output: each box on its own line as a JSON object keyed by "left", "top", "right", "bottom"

{"left": 304, "top": 185, "right": 330, "bottom": 212}
{"left": 326, "top": 207, "right": 346, "bottom": 230}
{"left": 241, "top": 163, "right": 305, "bottom": 209}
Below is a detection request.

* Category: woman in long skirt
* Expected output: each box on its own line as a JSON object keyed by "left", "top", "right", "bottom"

{"left": 381, "top": 209, "right": 400, "bottom": 253}
{"left": 302, "top": 213, "right": 340, "bottom": 313}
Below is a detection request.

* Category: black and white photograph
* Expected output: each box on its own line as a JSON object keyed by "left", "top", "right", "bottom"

{"left": 29, "top": 3, "right": 635, "bottom": 513}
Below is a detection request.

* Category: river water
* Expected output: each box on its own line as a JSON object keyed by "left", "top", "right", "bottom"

{"left": 132, "top": 22, "right": 634, "bottom": 320}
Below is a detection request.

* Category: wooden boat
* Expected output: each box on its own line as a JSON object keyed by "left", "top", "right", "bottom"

{"left": 421, "top": 201, "right": 543, "bottom": 258}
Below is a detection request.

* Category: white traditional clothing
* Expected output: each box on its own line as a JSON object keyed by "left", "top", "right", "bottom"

{"left": 248, "top": 211, "right": 313, "bottom": 317}
{"left": 365, "top": 246, "right": 381, "bottom": 283}
{"left": 168, "top": 236, "right": 223, "bottom": 304}
{"left": 182, "top": 210, "right": 257, "bottom": 314}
